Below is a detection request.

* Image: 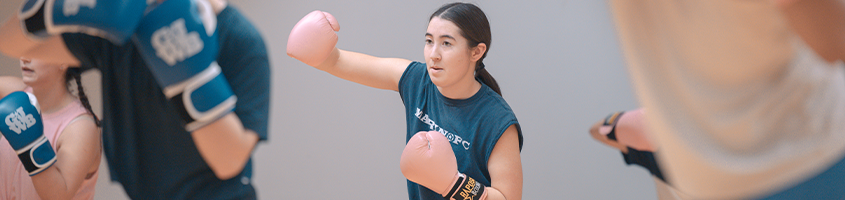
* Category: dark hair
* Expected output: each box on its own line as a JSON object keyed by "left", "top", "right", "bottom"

{"left": 64, "top": 68, "right": 101, "bottom": 127}
{"left": 430, "top": 2, "right": 501, "bottom": 96}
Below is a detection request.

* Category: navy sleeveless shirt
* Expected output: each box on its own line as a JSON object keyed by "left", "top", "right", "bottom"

{"left": 398, "top": 62, "right": 523, "bottom": 200}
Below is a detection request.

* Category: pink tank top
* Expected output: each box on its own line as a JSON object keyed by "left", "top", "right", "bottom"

{"left": 0, "top": 89, "right": 99, "bottom": 200}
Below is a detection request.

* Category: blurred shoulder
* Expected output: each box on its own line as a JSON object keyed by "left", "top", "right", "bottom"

{"left": 0, "top": 76, "right": 26, "bottom": 97}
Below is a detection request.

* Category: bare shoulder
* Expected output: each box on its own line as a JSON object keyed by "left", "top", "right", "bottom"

{"left": 0, "top": 76, "right": 26, "bottom": 97}
{"left": 496, "top": 125, "right": 521, "bottom": 152}
{"left": 57, "top": 115, "right": 100, "bottom": 151}
{"left": 490, "top": 124, "right": 521, "bottom": 163}
{"left": 54, "top": 114, "right": 101, "bottom": 180}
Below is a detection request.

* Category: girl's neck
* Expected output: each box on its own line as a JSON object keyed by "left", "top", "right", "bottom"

{"left": 29, "top": 82, "right": 74, "bottom": 114}
{"left": 437, "top": 77, "right": 482, "bottom": 100}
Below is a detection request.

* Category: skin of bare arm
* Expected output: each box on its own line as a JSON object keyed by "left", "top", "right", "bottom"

{"left": 773, "top": 0, "right": 845, "bottom": 63}
{"left": 313, "top": 47, "right": 411, "bottom": 91}
{"left": 30, "top": 115, "right": 100, "bottom": 200}
{"left": 0, "top": 15, "right": 80, "bottom": 65}
{"left": 484, "top": 125, "right": 523, "bottom": 200}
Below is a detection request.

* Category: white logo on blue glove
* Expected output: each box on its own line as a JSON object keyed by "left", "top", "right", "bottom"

{"left": 151, "top": 19, "right": 203, "bottom": 66}
{"left": 5, "top": 107, "right": 36, "bottom": 134}
{"left": 63, "top": 0, "right": 97, "bottom": 16}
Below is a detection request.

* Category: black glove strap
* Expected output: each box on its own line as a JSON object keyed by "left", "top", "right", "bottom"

{"left": 17, "top": 147, "right": 38, "bottom": 173}
{"left": 623, "top": 147, "right": 667, "bottom": 183}
{"left": 170, "top": 93, "right": 196, "bottom": 126}
{"left": 445, "top": 174, "right": 486, "bottom": 200}
{"left": 603, "top": 111, "right": 625, "bottom": 141}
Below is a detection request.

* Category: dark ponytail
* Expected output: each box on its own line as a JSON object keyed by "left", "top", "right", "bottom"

{"left": 474, "top": 63, "right": 500, "bottom": 96}
{"left": 65, "top": 68, "right": 101, "bottom": 127}
{"left": 431, "top": 2, "right": 502, "bottom": 96}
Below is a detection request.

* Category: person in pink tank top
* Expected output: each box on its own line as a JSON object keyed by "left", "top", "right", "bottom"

{"left": 0, "top": 57, "right": 101, "bottom": 200}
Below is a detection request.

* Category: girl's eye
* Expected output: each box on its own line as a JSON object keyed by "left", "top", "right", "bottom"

{"left": 442, "top": 41, "right": 451, "bottom": 47}
{"left": 425, "top": 39, "right": 433, "bottom": 44}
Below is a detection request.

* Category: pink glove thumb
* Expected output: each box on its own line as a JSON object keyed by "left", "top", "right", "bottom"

{"left": 287, "top": 10, "right": 340, "bottom": 67}
{"left": 616, "top": 108, "right": 656, "bottom": 151}
{"left": 400, "top": 131, "right": 461, "bottom": 195}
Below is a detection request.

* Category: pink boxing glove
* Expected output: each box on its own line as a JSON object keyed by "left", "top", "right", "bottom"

{"left": 400, "top": 131, "right": 488, "bottom": 200}
{"left": 286, "top": 10, "right": 340, "bottom": 67}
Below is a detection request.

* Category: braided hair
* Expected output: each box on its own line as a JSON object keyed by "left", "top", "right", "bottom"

{"left": 64, "top": 68, "right": 101, "bottom": 127}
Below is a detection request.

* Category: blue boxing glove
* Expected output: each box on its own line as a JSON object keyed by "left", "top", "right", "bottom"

{"left": 132, "top": 0, "right": 236, "bottom": 132}
{"left": 19, "top": 0, "right": 150, "bottom": 44}
{"left": 0, "top": 91, "right": 55, "bottom": 176}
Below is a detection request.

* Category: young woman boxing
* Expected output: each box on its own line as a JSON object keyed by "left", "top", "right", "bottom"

{"left": 0, "top": 57, "right": 101, "bottom": 199}
{"left": 287, "top": 3, "right": 522, "bottom": 200}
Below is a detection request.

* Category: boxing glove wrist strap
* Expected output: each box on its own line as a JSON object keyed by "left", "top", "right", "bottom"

{"left": 602, "top": 111, "right": 625, "bottom": 141}
{"left": 17, "top": 135, "right": 56, "bottom": 175}
{"left": 623, "top": 147, "right": 667, "bottom": 183}
{"left": 444, "top": 173, "right": 487, "bottom": 200}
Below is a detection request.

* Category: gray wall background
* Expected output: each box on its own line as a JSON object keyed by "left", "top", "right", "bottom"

{"left": 0, "top": 0, "right": 654, "bottom": 199}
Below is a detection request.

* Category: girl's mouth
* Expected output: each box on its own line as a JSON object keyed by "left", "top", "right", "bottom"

{"left": 21, "top": 66, "right": 34, "bottom": 73}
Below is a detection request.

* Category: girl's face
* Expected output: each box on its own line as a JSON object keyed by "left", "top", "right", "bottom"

{"left": 20, "top": 57, "right": 66, "bottom": 87}
{"left": 424, "top": 17, "right": 479, "bottom": 89}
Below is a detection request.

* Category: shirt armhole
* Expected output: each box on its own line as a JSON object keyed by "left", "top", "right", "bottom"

{"left": 398, "top": 61, "right": 422, "bottom": 102}
{"left": 484, "top": 121, "right": 522, "bottom": 163}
